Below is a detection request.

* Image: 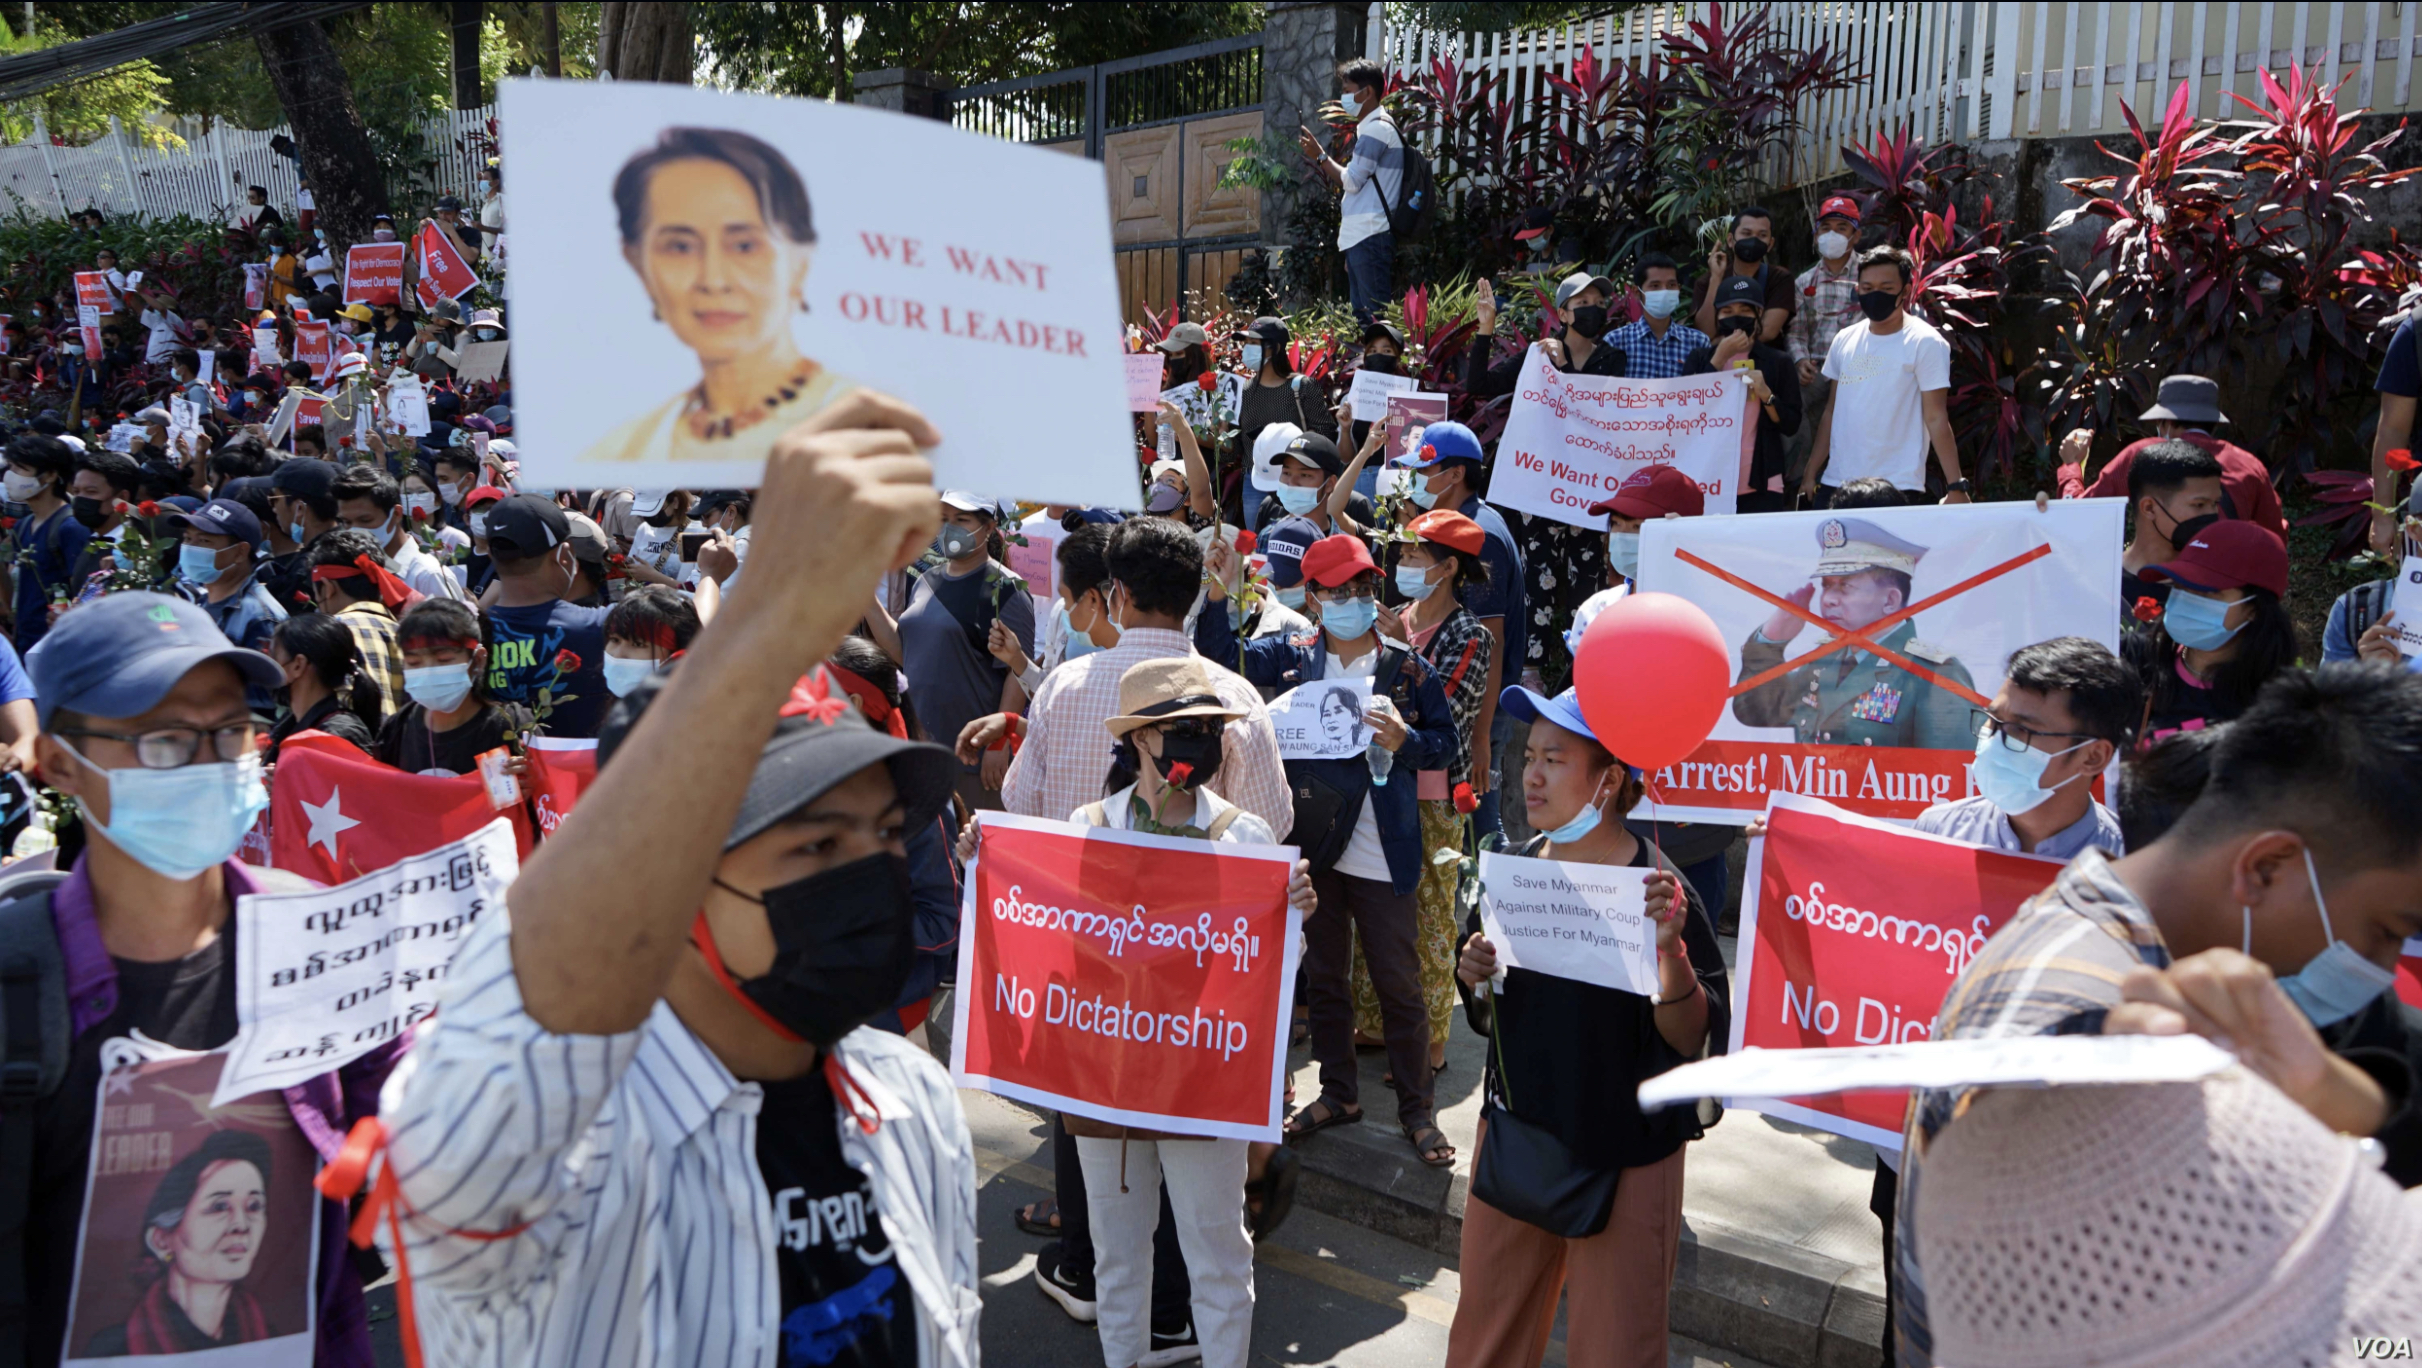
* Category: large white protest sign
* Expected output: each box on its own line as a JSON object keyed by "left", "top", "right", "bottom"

{"left": 2389, "top": 555, "right": 2422, "bottom": 662}
{"left": 1477, "top": 851, "right": 1659, "bottom": 997}
{"left": 1637, "top": 1034, "right": 2235, "bottom": 1113}
{"left": 452, "top": 339, "right": 509, "bottom": 385}
{"left": 215, "top": 820, "right": 517, "bottom": 1104}
{"left": 1346, "top": 367, "right": 1416, "bottom": 422}
{"left": 1632, "top": 499, "right": 2125, "bottom": 825}
{"left": 1267, "top": 678, "right": 1373, "bottom": 760}
{"left": 1162, "top": 372, "right": 1244, "bottom": 431}
{"left": 501, "top": 78, "right": 1135, "bottom": 509}
{"left": 1489, "top": 348, "right": 1755, "bottom": 525}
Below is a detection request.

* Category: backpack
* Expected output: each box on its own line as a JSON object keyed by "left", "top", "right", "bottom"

{"left": 2342, "top": 577, "right": 2395, "bottom": 646}
{"left": 1376, "top": 133, "right": 1437, "bottom": 242}
{"left": 0, "top": 868, "right": 70, "bottom": 1368}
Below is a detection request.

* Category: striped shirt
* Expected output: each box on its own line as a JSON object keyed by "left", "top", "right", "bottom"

{"left": 1604, "top": 318, "right": 1712, "bottom": 380}
{"left": 1000, "top": 626, "right": 1293, "bottom": 838}
{"left": 1336, "top": 110, "right": 1403, "bottom": 250}
{"left": 1891, "top": 849, "right": 2169, "bottom": 1366}
{"left": 377, "top": 906, "right": 982, "bottom": 1368}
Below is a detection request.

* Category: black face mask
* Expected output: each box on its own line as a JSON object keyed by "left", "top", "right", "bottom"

{"left": 1716, "top": 315, "right": 1757, "bottom": 338}
{"left": 1150, "top": 723, "right": 1225, "bottom": 792}
{"left": 1731, "top": 236, "right": 1769, "bottom": 263}
{"left": 1857, "top": 289, "right": 1900, "bottom": 323}
{"left": 2167, "top": 511, "right": 2222, "bottom": 549}
{"left": 1567, "top": 305, "right": 1610, "bottom": 339}
{"left": 1361, "top": 353, "right": 1399, "bottom": 375}
{"left": 701, "top": 852, "right": 916, "bottom": 1046}
{"left": 69, "top": 495, "right": 109, "bottom": 529}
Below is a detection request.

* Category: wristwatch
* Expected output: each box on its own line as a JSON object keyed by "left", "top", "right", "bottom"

{"left": 1946, "top": 478, "right": 1975, "bottom": 496}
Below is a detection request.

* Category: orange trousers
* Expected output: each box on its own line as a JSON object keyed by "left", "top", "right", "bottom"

{"left": 1444, "top": 1123, "right": 1685, "bottom": 1368}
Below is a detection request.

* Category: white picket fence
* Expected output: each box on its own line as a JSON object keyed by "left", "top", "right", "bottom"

{"left": 0, "top": 104, "right": 497, "bottom": 223}
{"left": 1373, "top": 2, "right": 2422, "bottom": 189}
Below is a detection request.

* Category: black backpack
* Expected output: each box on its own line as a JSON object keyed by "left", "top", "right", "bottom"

{"left": 1376, "top": 133, "right": 1437, "bottom": 242}
{"left": 0, "top": 869, "right": 69, "bottom": 1368}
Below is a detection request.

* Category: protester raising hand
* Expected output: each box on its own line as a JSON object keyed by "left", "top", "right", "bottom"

{"left": 1473, "top": 277, "right": 1497, "bottom": 336}
{"left": 2104, "top": 949, "right": 2389, "bottom": 1138}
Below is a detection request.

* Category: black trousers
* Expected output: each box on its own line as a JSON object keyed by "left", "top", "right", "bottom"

{"left": 1306, "top": 868, "right": 1433, "bottom": 1125}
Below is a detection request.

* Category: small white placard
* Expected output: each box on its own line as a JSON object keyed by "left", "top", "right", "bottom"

{"left": 1346, "top": 367, "right": 1416, "bottom": 422}
{"left": 1478, "top": 850, "right": 1660, "bottom": 997}
{"left": 1267, "top": 678, "right": 1373, "bottom": 760}
{"left": 1637, "top": 1034, "right": 2236, "bottom": 1113}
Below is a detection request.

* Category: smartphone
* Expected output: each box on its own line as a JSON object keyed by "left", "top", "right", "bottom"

{"left": 679, "top": 529, "right": 709, "bottom": 562}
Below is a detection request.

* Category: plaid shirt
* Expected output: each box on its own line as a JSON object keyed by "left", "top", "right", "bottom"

{"left": 1000, "top": 626, "right": 1293, "bottom": 835}
{"left": 1789, "top": 258, "right": 1861, "bottom": 365}
{"left": 336, "top": 599, "right": 405, "bottom": 727}
{"left": 1891, "top": 850, "right": 2170, "bottom": 1366}
{"left": 1414, "top": 603, "right": 1492, "bottom": 791}
{"left": 1603, "top": 318, "right": 1711, "bottom": 380}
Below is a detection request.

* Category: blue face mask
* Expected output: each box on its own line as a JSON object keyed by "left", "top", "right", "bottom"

{"left": 289, "top": 519, "right": 308, "bottom": 546}
{"left": 1276, "top": 483, "right": 1322, "bottom": 516}
{"left": 1407, "top": 479, "right": 1440, "bottom": 510}
{"left": 1606, "top": 530, "right": 1641, "bottom": 582}
{"left": 1241, "top": 343, "right": 1263, "bottom": 371}
{"left": 1395, "top": 563, "right": 1437, "bottom": 600}
{"left": 600, "top": 652, "right": 656, "bottom": 698}
{"left": 404, "top": 661, "right": 477, "bottom": 712}
{"left": 2162, "top": 588, "right": 2246, "bottom": 652}
{"left": 1321, "top": 594, "right": 1377, "bottom": 641}
{"left": 2268, "top": 846, "right": 2398, "bottom": 1028}
{"left": 1061, "top": 596, "right": 1109, "bottom": 658}
{"left": 1274, "top": 584, "right": 1307, "bottom": 611}
{"left": 66, "top": 744, "right": 268, "bottom": 880}
{"left": 178, "top": 542, "right": 228, "bottom": 585}
{"left": 1969, "top": 729, "right": 2089, "bottom": 816}
{"left": 1541, "top": 772, "right": 1611, "bottom": 845}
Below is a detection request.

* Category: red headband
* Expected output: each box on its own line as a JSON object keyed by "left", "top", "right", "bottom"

{"left": 311, "top": 555, "right": 417, "bottom": 612}
{"left": 823, "top": 662, "right": 907, "bottom": 739}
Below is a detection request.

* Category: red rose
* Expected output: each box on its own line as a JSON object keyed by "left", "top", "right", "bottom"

{"left": 1195, "top": 370, "right": 1218, "bottom": 392}
{"left": 2389, "top": 448, "right": 2418, "bottom": 472}
{"left": 1235, "top": 529, "right": 1257, "bottom": 554}
{"left": 0, "top": 518, "right": 14, "bottom": 532}
{"left": 137, "top": 500, "right": 158, "bottom": 517}
{"left": 410, "top": 506, "right": 430, "bottom": 523}
{"left": 1453, "top": 781, "right": 1477, "bottom": 814}
{"left": 2131, "top": 595, "right": 2163, "bottom": 623}
{"left": 552, "top": 648, "right": 582, "bottom": 674}
{"left": 1167, "top": 761, "right": 1194, "bottom": 787}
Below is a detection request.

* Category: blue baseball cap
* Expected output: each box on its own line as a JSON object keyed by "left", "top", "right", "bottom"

{"left": 1260, "top": 516, "right": 1323, "bottom": 589}
{"left": 1400, "top": 419, "right": 1484, "bottom": 468}
{"left": 28, "top": 591, "right": 282, "bottom": 728}
{"left": 165, "top": 497, "right": 263, "bottom": 548}
{"left": 1499, "top": 683, "right": 1645, "bottom": 777}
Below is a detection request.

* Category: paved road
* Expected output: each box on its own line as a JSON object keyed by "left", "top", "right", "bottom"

{"left": 962, "top": 1091, "right": 1777, "bottom": 1368}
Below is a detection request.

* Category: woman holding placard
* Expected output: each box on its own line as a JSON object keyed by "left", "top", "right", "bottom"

{"left": 1447, "top": 684, "right": 1730, "bottom": 1368}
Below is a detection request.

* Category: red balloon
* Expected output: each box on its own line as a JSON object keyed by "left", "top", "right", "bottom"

{"left": 1570, "top": 591, "right": 1730, "bottom": 773}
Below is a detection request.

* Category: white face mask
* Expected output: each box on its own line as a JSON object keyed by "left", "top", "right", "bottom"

{"left": 404, "top": 492, "right": 438, "bottom": 519}
{"left": 3, "top": 470, "right": 41, "bottom": 503}
{"left": 1817, "top": 230, "right": 1851, "bottom": 261}
{"left": 1340, "top": 90, "right": 1363, "bottom": 116}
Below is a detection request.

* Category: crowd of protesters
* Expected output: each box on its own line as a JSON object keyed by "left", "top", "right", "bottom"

{"left": 3, "top": 55, "right": 2420, "bottom": 1368}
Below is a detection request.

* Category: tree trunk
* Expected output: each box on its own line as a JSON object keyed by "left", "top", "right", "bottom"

{"left": 541, "top": 1, "right": 561, "bottom": 78}
{"left": 597, "top": 1, "right": 693, "bottom": 84}
{"left": 450, "top": 0, "right": 484, "bottom": 108}
{"left": 255, "top": 18, "right": 390, "bottom": 249}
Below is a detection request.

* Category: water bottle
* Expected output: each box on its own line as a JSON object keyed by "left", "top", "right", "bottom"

{"left": 1366, "top": 739, "right": 1393, "bottom": 787}
{"left": 11, "top": 808, "right": 54, "bottom": 861}
{"left": 1157, "top": 418, "right": 1176, "bottom": 463}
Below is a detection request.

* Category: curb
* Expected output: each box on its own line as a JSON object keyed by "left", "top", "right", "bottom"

{"left": 985, "top": 1090, "right": 1883, "bottom": 1368}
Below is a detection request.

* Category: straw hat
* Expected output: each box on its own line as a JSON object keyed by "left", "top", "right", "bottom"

{"left": 1916, "top": 1066, "right": 2422, "bottom": 1367}
{"left": 1104, "top": 658, "right": 1242, "bottom": 738}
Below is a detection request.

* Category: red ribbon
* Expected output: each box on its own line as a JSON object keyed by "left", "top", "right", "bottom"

{"left": 823, "top": 662, "right": 907, "bottom": 739}
{"left": 311, "top": 554, "right": 418, "bottom": 612}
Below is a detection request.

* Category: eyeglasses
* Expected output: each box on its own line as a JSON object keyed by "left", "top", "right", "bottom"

{"left": 1311, "top": 585, "right": 1371, "bottom": 605}
{"left": 56, "top": 723, "right": 255, "bottom": 770}
{"left": 1970, "top": 709, "right": 2096, "bottom": 756}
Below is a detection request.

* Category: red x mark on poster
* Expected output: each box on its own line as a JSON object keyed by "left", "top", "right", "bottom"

{"left": 1674, "top": 542, "right": 2055, "bottom": 710}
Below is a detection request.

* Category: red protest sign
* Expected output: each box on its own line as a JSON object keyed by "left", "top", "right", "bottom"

{"left": 268, "top": 744, "right": 533, "bottom": 882}
{"left": 294, "top": 318, "right": 333, "bottom": 383}
{"left": 524, "top": 736, "right": 598, "bottom": 838}
{"left": 2398, "top": 940, "right": 2422, "bottom": 1009}
{"left": 414, "top": 221, "right": 479, "bottom": 307}
{"left": 950, "top": 812, "right": 1301, "bottom": 1140}
{"left": 1729, "top": 792, "right": 2061, "bottom": 1148}
{"left": 72, "top": 271, "right": 110, "bottom": 355}
{"left": 344, "top": 242, "right": 406, "bottom": 305}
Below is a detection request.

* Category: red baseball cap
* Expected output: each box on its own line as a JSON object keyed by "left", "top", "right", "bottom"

{"left": 2139, "top": 520, "right": 2288, "bottom": 598}
{"left": 1405, "top": 509, "right": 1485, "bottom": 555}
{"left": 1818, "top": 195, "right": 1862, "bottom": 223}
{"left": 1299, "top": 534, "right": 1378, "bottom": 588}
{"left": 465, "top": 484, "right": 508, "bottom": 509}
{"left": 1586, "top": 465, "right": 1704, "bottom": 522}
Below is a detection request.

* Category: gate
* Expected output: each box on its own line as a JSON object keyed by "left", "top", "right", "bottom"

{"left": 947, "top": 35, "right": 1265, "bottom": 325}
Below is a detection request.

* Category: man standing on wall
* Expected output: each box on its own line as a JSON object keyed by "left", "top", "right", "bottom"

{"left": 1297, "top": 58, "right": 1403, "bottom": 326}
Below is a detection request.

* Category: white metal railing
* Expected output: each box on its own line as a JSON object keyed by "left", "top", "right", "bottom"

{"left": 1375, "top": 2, "right": 2422, "bottom": 190}
{"left": 0, "top": 103, "right": 498, "bottom": 224}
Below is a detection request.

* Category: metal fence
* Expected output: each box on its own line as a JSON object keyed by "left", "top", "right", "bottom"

{"left": 946, "top": 33, "right": 1263, "bottom": 154}
{"left": 1375, "top": 2, "right": 2422, "bottom": 190}
{"left": 0, "top": 103, "right": 498, "bottom": 223}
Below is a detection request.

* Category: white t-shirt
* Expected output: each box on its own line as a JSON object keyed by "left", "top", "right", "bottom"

{"left": 1821, "top": 314, "right": 1952, "bottom": 491}
{"left": 138, "top": 308, "right": 182, "bottom": 364}
{"left": 1323, "top": 647, "right": 1393, "bottom": 882}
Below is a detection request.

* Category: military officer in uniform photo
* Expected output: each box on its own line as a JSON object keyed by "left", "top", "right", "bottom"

{"left": 1732, "top": 516, "right": 1977, "bottom": 748}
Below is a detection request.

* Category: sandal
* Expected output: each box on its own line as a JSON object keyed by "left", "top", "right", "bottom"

{"left": 1285, "top": 1096, "right": 1363, "bottom": 1139}
{"left": 1405, "top": 1119, "right": 1457, "bottom": 1169}
{"left": 1244, "top": 1145, "right": 1301, "bottom": 1241}
{"left": 1014, "top": 1200, "right": 1061, "bottom": 1238}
